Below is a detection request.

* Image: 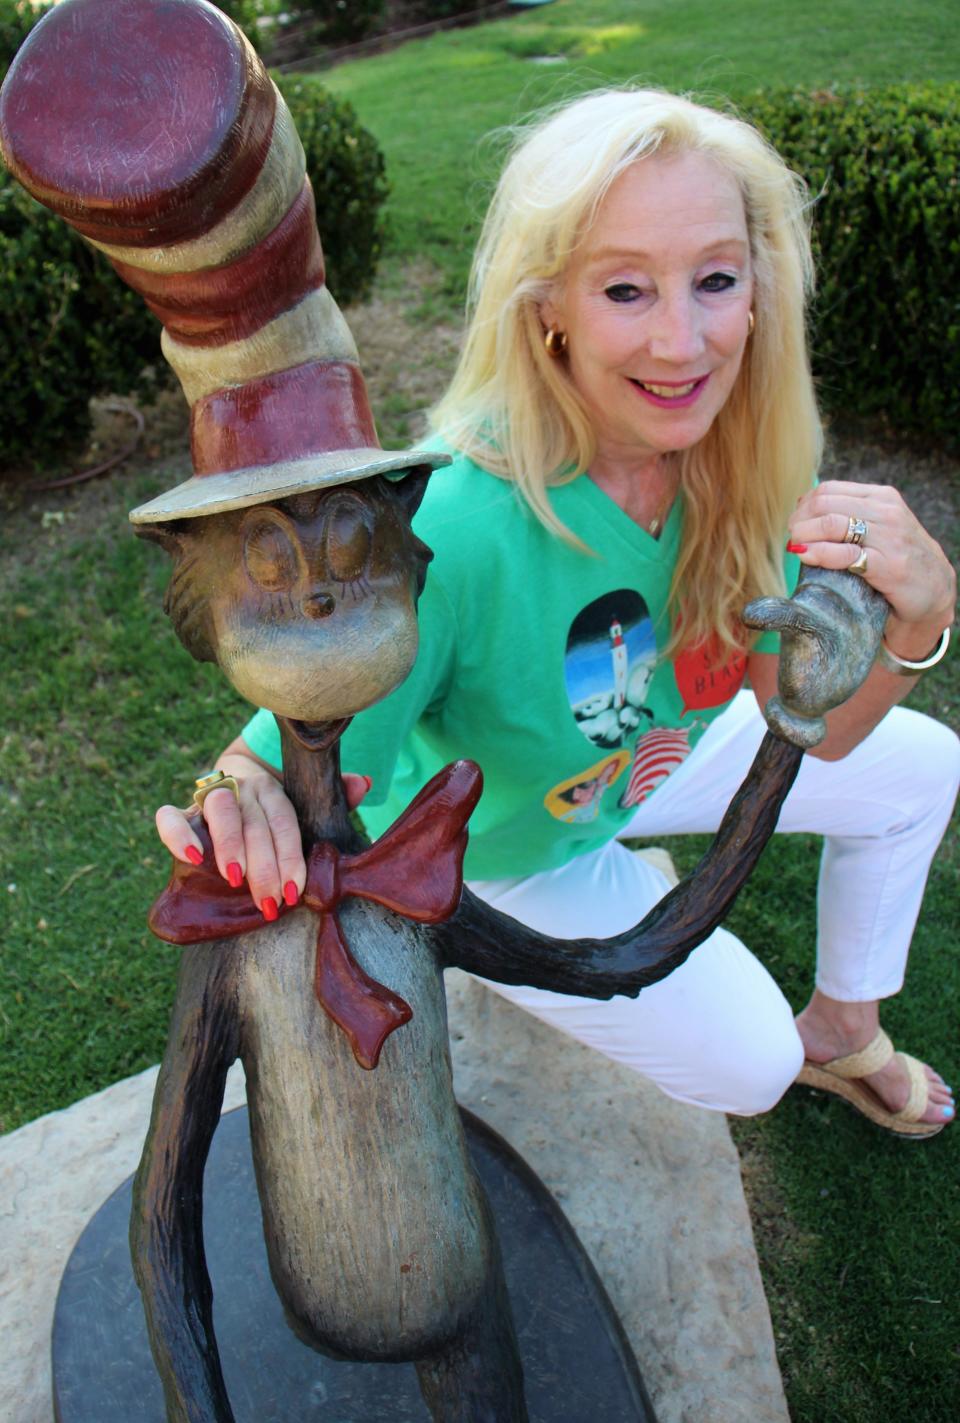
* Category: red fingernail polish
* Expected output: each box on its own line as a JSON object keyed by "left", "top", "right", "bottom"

{"left": 283, "top": 880, "right": 299, "bottom": 907}
{"left": 786, "top": 541, "right": 808, "bottom": 554}
{"left": 227, "top": 861, "right": 243, "bottom": 888}
{"left": 262, "top": 896, "right": 279, "bottom": 922}
{"left": 363, "top": 775, "right": 373, "bottom": 791}
{"left": 185, "top": 845, "right": 203, "bottom": 866}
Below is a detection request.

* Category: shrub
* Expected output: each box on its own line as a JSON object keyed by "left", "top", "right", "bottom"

{"left": 212, "top": 0, "right": 261, "bottom": 50}
{"left": 0, "top": 78, "right": 388, "bottom": 471}
{"left": 278, "top": 77, "right": 389, "bottom": 305}
{"left": 0, "top": 177, "right": 164, "bottom": 471}
{"left": 0, "top": 0, "right": 51, "bottom": 84}
{"left": 2, "top": 3, "right": 274, "bottom": 68}
{"left": 214, "top": 0, "right": 284, "bottom": 52}
{"left": 746, "top": 84, "right": 960, "bottom": 447}
{"left": 416, "top": 1, "right": 489, "bottom": 17}
{"left": 302, "top": 0, "right": 386, "bottom": 45}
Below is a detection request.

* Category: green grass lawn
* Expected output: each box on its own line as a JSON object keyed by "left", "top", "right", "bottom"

{"left": 2, "top": 2, "right": 959, "bottom": 1419}
{"left": 0, "top": 462, "right": 250, "bottom": 1121}
{"left": 317, "top": 0, "right": 960, "bottom": 297}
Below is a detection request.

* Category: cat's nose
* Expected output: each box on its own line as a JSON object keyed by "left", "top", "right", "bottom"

{"left": 302, "top": 592, "right": 336, "bottom": 620}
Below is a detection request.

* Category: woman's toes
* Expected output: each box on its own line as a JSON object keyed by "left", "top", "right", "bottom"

{"left": 920, "top": 1066, "right": 954, "bottom": 1123}
{"left": 924, "top": 1067, "right": 952, "bottom": 1099}
{"left": 865, "top": 1058, "right": 954, "bottom": 1125}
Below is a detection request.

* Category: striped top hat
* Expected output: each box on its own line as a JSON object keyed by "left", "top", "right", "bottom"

{"left": 0, "top": 0, "right": 448, "bottom": 523}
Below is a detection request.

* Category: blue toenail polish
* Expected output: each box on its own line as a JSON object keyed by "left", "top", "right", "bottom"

{"left": 943, "top": 1105, "right": 954, "bottom": 1119}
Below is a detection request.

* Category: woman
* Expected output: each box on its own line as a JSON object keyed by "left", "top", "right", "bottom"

{"left": 158, "top": 89, "right": 958, "bottom": 1135}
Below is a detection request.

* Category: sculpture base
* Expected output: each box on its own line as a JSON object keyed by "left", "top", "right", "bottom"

{"left": 52, "top": 1105, "right": 655, "bottom": 1422}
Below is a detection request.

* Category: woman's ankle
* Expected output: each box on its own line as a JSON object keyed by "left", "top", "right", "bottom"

{"left": 797, "top": 991, "right": 880, "bottom": 1056}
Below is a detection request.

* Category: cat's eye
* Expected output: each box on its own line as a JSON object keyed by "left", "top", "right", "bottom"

{"left": 325, "top": 496, "right": 372, "bottom": 582}
{"left": 242, "top": 518, "right": 300, "bottom": 592}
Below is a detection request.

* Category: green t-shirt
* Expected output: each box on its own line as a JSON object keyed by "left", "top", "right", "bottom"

{"left": 243, "top": 451, "right": 786, "bottom": 879}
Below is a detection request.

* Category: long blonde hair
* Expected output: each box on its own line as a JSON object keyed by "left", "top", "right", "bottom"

{"left": 431, "top": 88, "right": 822, "bottom": 655}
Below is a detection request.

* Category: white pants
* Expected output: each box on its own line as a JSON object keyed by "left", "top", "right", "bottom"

{"left": 468, "top": 693, "right": 960, "bottom": 1115}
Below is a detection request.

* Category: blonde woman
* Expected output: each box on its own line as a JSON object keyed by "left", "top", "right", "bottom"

{"left": 158, "top": 89, "right": 958, "bottom": 1136}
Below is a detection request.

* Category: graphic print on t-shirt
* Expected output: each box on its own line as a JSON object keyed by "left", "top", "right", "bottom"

{"left": 618, "top": 634, "right": 746, "bottom": 808}
{"left": 543, "top": 750, "right": 632, "bottom": 823}
{"left": 674, "top": 634, "right": 747, "bottom": 714}
{"left": 619, "top": 725, "right": 693, "bottom": 808}
{"left": 564, "top": 590, "right": 656, "bottom": 750}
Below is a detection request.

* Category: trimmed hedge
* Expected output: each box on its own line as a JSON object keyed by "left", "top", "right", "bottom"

{"left": 747, "top": 84, "right": 960, "bottom": 446}
{"left": 304, "top": 0, "right": 386, "bottom": 44}
{"left": 3, "top": 4, "right": 271, "bottom": 68}
{"left": 0, "top": 0, "right": 49, "bottom": 84}
{"left": 0, "top": 180, "right": 163, "bottom": 471}
{"left": 213, "top": 0, "right": 268, "bottom": 51}
{"left": 3, "top": 65, "right": 955, "bottom": 466}
{"left": 415, "top": 1, "right": 490, "bottom": 16}
{"left": 277, "top": 76, "right": 389, "bottom": 307}
{"left": 0, "top": 76, "right": 388, "bottom": 471}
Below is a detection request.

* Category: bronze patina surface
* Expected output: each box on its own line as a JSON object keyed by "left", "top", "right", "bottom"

{"left": 0, "top": 3, "right": 887, "bottom": 1420}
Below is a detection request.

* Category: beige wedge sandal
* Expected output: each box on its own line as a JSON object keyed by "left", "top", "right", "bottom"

{"left": 796, "top": 1028, "right": 946, "bottom": 1140}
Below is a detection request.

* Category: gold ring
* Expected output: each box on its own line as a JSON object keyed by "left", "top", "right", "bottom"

{"left": 844, "top": 515, "right": 868, "bottom": 546}
{"left": 192, "top": 769, "right": 240, "bottom": 811}
{"left": 848, "top": 547, "right": 869, "bottom": 576}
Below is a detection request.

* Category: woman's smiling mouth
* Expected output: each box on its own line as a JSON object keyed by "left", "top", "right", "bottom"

{"left": 628, "top": 375, "right": 709, "bottom": 407}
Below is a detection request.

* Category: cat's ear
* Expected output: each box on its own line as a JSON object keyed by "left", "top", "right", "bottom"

{"left": 136, "top": 519, "right": 219, "bottom": 665}
{"left": 389, "top": 466, "right": 434, "bottom": 522}
{"left": 132, "top": 520, "right": 183, "bottom": 557}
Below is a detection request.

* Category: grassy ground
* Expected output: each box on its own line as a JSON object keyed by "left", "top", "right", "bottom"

{"left": 2, "top": 1, "right": 959, "bottom": 1419}
{"left": 317, "top": 0, "right": 960, "bottom": 298}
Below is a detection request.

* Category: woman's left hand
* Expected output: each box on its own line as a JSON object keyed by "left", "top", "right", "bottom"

{"left": 788, "top": 480, "right": 956, "bottom": 653}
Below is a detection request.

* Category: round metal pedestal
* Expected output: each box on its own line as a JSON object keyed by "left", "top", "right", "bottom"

{"left": 53, "top": 1105, "right": 656, "bottom": 1421}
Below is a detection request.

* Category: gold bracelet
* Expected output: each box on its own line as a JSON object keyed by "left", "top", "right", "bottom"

{"left": 876, "top": 626, "right": 951, "bottom": 676}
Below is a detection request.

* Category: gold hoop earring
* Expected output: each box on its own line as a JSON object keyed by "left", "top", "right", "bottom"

{"left": 544, "top": 327, "right": 568, "bottom": 357}
{"left": 747, "top": 309, "right": 755, "bottom": 336}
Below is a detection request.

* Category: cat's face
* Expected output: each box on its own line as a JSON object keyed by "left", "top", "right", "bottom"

{"left": 141, "top": 472, "right": 433, "bottom": 723}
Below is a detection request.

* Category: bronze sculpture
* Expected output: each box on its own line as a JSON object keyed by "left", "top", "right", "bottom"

{"left": 0, "top": 2, "right": 889, "bottom": 1419}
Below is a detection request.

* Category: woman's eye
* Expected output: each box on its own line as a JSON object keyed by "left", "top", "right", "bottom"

{"left": 604, "top": 282, "right": 643, "bottom": 303}
{"left": 699, "top": 271, "right": 738, "bottom": 293}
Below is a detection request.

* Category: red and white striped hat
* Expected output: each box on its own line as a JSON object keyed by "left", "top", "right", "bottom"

{"left": 0, "top": 0, "right": 448, "bottom": 524}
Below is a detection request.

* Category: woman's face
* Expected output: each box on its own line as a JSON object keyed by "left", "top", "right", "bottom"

{"left": 541, "top": 150, "right": 753, "bottom": 464}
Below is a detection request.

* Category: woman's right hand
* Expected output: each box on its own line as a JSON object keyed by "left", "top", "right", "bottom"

{"left": 154, "top": 737, "right": 371, "bottom": 919}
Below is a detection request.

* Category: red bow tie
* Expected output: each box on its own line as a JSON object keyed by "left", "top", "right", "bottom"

{"left": 149, "top": 760, "right": 482, "bottom": 1070}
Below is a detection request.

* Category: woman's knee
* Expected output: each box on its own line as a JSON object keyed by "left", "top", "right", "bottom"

{"left": 890, "top": 712, "right": 960, "bottom": 818}
{"left": 622, "top": 929, "right": 805, "bottom": 1115}
{"left": 926, "top": 718, "right": 960, "bottom": 802}
{"left": 708, "top": 1024, "right": 805, "bottom": 1117}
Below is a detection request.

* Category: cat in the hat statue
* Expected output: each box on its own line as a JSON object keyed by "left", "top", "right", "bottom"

{"left": 0, "top": 2, "right": 887, "bottom": 1420}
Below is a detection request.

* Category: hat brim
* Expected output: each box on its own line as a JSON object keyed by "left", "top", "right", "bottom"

{"left": 128, "top": 447, "right": 451, "bottom": 524}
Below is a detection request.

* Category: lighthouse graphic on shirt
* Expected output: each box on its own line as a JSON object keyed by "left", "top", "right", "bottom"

{"left": 563, "top": 589, "right": 655, "bottom": 750}
{"left": 610, "top": 618, "right": 628, "bottom": 709}
{"left": 549, "top": 590, "right": 748, "bottom": 823}
{"left": 544, "top": 589, "right": 657, "bottom": 822}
